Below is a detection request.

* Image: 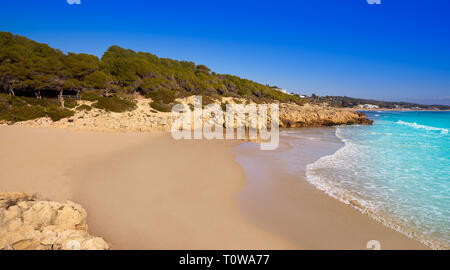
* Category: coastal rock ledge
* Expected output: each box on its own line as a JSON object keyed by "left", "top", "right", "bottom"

{"left": 8, "top": 98, "right": 373, "bottom": 132}
{"left": 279, "top": 103, "right": 373, "bottom": 128}
{"left": 0, "top": 192, "right": 109, "bottom": 250}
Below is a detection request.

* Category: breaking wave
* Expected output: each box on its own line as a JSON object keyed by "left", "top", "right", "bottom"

{"left": 305, "top": 114, "right": 450, "bottom": 250}
{"left": 396, "top": 120, "right": 448, "bottom": 134}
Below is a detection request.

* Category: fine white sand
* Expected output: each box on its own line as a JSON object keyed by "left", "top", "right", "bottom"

{"left": 0, "top": 126, "right": 428, "bottom": 249}
{"left": 233, "top": 129, "right": 428, "bottom": 250}
{"left": 0, "top": 126, "right": 295, "bottom": 249}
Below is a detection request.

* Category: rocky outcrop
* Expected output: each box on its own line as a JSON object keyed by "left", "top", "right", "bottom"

{"left": 9, "top": 97, "right": 372, "bottom": 132}
{"left": 13, "top": 99, "right": 176, "bottom": 132}
{"left": 0, "top": 192, "right": 109, "bottom": 250}
{"left": 279, "top": 103, "right": 373, "bottom": 128}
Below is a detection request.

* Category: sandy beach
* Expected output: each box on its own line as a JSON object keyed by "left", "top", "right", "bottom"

{"left": 234, "top": 129, "right": 428, "bottom": 249}
{"left": 0, "top": 126, "right": 428, "bottom": 249}
{"left": 0, "top": 126, "right": 294, "bottom": 249}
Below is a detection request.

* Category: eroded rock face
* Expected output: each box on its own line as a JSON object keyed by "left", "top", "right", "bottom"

{"left": 0, "top": 192, "right": 109, "bottom": 250}
{"left": 14, "top": 99, "right": 176, "bottom": 132}
{"left": 13, "top": 97, "right": 372, "bottom": 132}
{"left": 279, "top": 103, "right": 373, "bottom": 128}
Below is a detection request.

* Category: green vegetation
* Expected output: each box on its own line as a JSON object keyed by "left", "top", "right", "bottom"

{"left": 201, "top": 95, "right": 216, "bottom": 108}
{"left": 45, "top": 105, "right": 75, "bottom": 121}
{"left": 63, "top": 98, "right": 78, "bottom": 108}
{"left": 76, "top": 104, "right": 92, "bottom": 111}
{"left": 0, "top": 31, "right": 307, "bottom": 109}
{"left": 19, "top": 97, "right": 60, "bottom": 107}
{"left": 220, "top": 102, "right": 228, "bottom": 111}
{"left": 0, "top": 104, "right": 47, "bottom": 122}
{"left": 146, "top": 88, "right": 177, "bottom": 104}
{"left": 2, "top": 31, "right": 447, "bottom": 116}
{"left": 80, "top": 90, "right": 102, "bottom": 101}
{"left": 0, "top": 94, "right": 74, "bottom": 122}
{"left": 149, "top": 101, "right": 172, "bottom": 112}
{"left": 308, "top": 95, "right": 450, "bottom": 110}
{"left": 92, "top": 96, "right": 136, "bottom": 113}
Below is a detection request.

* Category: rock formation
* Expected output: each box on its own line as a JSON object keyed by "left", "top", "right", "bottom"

{"left": 7, "top": 97, "right": 372, "bottom": 132}
{"left": 279, "top": 103, "right": 373, "bottom": 128}
{"left": 0, "top": 192, "right": 109, "bottom": 250}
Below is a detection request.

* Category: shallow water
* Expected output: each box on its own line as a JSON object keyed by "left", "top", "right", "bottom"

{"left": 305, "top": 111, "right": 450, "bottom": 249}
{"left": 233, "top": 127, "right": 427, "bottom": 249}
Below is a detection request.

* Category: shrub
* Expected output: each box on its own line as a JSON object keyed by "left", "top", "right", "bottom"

{"left": 146, "top": 88, "right": 176, "bottom": 104}
{"left": 116, "top": 92, "right": 135, "bottom": 100}
{"left": 1, "top": 105, "right": 47, "bottom": 122}
{"left": 21, "top": 97, "right": 60, "bottom": 107}
{"left": 80, "top": 90, "right": 102, "bottom": 101}
{"left": 201, "top": 95, "right": 216, "bottom": 107}
{"left": 0, "top": 94, "right": 47, "bottom": 122}
{"left": 45, "top": 105, "right": 75, "bottom": 121}
{"left": 149, "top": 102, "right": 172, "bottom": 112}
{"left": 0, "top": 94, "right": 78, "bottom": 122}
{"left": 233, "top": 98, "right": 243, "bottom": 104}
{"left": 64, "top": 98, "right": 78, "bottom": 108}
{"left": 76, "top": 104, "right": 92, "bottom": 111}
{"left": 92, "top": 96, "right": 136, "bottom": 112}
{"left": 0, "top": 94, "right": 20, "bottom": 107}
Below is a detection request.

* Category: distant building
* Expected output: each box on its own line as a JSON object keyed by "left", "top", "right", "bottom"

{"left": 362, "top": 104, "right": 379, "bottom": 109}
{"left": 275, "top": 88, "right": 287, "bottom": 93}
{"left": 275, "top": 88, "right": 293, "bottom": 95}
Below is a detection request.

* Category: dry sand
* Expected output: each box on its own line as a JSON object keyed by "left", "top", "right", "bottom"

{"left": 233, "top": 129, "right": 429, "bottom": 250}
{"left": 0, "top": 126, "right": 428, "bottom": 249}
{"left": 0, "top": 126, "right": 295, "bottom": 249}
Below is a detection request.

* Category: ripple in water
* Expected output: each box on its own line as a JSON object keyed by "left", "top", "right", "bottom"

{"left": 306, "top": 111, "right": 450, "bottom": 249}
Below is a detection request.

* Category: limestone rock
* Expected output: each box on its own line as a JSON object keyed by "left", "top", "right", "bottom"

{"left": 13, "top": 97, "right": 372, "bottom": 132}
{"left": 0, "top": 192, "right": 109, "bottom": 250}
{"left": 279, "top": 103, "right": 373, "bottom": 128}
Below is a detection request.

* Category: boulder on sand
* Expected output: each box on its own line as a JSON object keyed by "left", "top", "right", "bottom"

{"left": 0, "top": 192, "right": 109, "bottom": 250}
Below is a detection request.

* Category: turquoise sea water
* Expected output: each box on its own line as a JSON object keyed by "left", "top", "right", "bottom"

{"left": 305, "top": 111, "right": 450, "bottom": 249}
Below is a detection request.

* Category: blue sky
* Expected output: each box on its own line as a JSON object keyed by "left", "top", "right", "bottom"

{"left": 1, "top": 0, "right": 449, "bottom": 105}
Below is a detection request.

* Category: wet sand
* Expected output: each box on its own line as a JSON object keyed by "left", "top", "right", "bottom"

{"left": 233, "top": 128, "right": 428, "bottom": 249}
{"left": 0, "top": 126, "right": 295, "bottom": 249}
{"left": 0, "top": 126, "right": 428, "bottom": 249}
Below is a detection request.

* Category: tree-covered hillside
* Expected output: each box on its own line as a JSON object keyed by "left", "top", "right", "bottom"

{"left": 0, "top": 32, "right": 305, "bottom": 106}
{"left": 308, "top": 95, "right": 450, "bottom": 110}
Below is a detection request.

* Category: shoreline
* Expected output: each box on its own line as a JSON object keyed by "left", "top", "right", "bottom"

{"left": 348, "top": 108, "right": 450, "bottom": 112}
{"left": 0, "top": 126, "right": 296, "bottom": 249}
{"left": 0, "top": 125, "right": 429, "bottom": 249}
{"left": 305, "top": 127, "right": 447, "bottom": 250}
{"left": 233, "top": 128, "right": 429, "bottom": 249}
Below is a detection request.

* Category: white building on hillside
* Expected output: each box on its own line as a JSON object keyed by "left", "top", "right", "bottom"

{"left": 275, "top": 88, "right": 293, "bottom": 95}
{"left": 362, "top": 104, "right": 380, "bottom": 109}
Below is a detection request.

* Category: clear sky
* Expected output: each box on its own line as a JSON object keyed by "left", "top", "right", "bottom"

{"left": 1, "top": 0, "right": 449, "bottom": 105}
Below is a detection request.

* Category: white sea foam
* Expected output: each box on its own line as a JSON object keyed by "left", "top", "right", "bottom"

{"left": 396, "top": 120, "right": 448, "bottom": 134}
{"left": 281, "top": 131, "right": 320, "bottom": 140}
{"left": 304, "top": 126, "right": 449, "bottom": 250}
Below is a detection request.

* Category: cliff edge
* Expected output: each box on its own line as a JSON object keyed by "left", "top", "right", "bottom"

{"left": 9, "top": 97, "right": 373, "bottom": 132}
